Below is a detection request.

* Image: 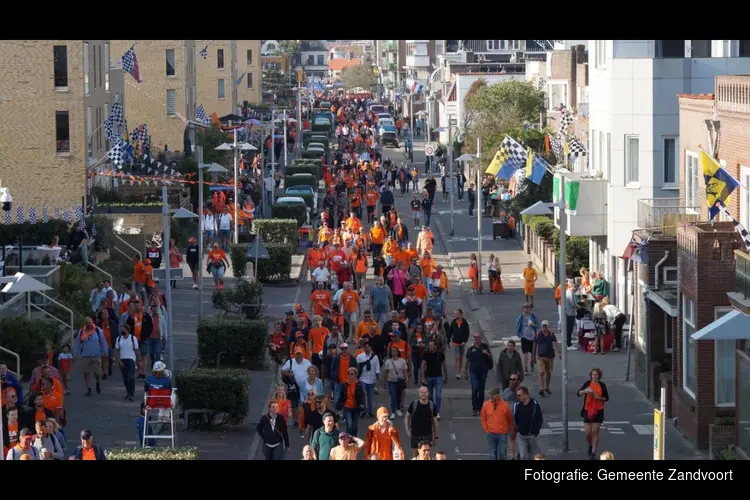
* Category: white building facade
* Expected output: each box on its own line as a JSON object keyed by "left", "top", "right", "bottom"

{"left": 584, "top": 39, "right": 750, "bottom": 308}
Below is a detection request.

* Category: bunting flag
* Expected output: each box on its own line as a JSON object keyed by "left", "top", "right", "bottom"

{"left": 54, "top": 208, "right": 60, "bottom": 219}
{"left": 121, "top": 46, "right": 142, "bottom": 83}
{"left": 75, "top": 206, "right": 84, "bottom": 223}
{"left": 104, "top": 94, "right": 126, "bottom": 143}
{"left": 234, "top": 72, "right": 247, "bottom": 87}
{"left": 558, "top": 110, "right": 573, "bottom": 138}
{"left": 200, "top": 41, "right": 214, "bottom": 59}
{"left": 28, "top": 207, "right": 37, "bottom": 224}
{"left": 496, "top": 135, "right": 528, "bottom": 181}
{"left": 4, "top": 211, "right": 11, "bottom": 225}
{"left": 41, "top": 207, "right": 49, "bottom": 223}
{"left": 16, "top": 205, "right": 24, "bottom": 224}
{"left": 525, "top": 148, "right": 549, "bottom": 185}
{"left": 196, "top": 105, "right": 211, "bottom": 126}
{"left": 567, "top": 136, "right": 588, "bottom": 157}
{"left": 63, "top": 211, "right": 71, "bottom": 223}
{"left": 701, "top": 150, "right": 740, "bottom": 220}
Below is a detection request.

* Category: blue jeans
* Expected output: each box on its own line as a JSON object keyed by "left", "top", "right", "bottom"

{"left": 361, "top": 382, "right": 375, "bottom": 415}
{"left": 333, "top": 382, "right": 344, "bottom": 405}
{"left": 343, "top": 408, "right": 360, "bottom": 436}
{"left": 412, "top": 353, "right": 422, "bottom": 384}
{"left": 469, "top": 371, "right": 488, "bottom": 411}
{"left": 120, "top": 358, "right": 136, "bottom": 397}
{"left": 148, "top": 339, "right": 162, "bottom": 368}
{"left": 388, "top": 381, "right": 401, "bottom": 413}
{"left": 426, "top": 376, "right": 444, "bottom": 413}
{"left": 487, "top": 433, "right": 509, "bottom": 460}
{"left": 423, "top": 211, "right": 431, "bottom": 227}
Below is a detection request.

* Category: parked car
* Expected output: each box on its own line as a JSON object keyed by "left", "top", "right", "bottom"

{"left": 378, "top": 118, "right": 395, "bottom": 130}
{"left": 370, "top": 105, "right": 386, "bottom": 114}
{"left": 285, "top": 186, "right": 318, "bottom": 214}
{"left": 381, "top": 131, "right": 399, "bottom": 148}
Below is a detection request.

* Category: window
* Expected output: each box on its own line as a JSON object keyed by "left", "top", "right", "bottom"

{"left": 104, "top": 103, "right": 109, "bottom": 148}
{"left": 685, "top": 151, "right": 699, "bottom": 211}
{"left": 606, "top": 132, "right": 611, "bottom": 181}
{"left": 317, "top": 55, "right": 325, "bottom": 66}
{"left": 103, "top": 43, "right": 110, "bottom": 92}
{"left": 166, "top": 89, "right": 176, "bottom": 116}
{"left": 53, "top": 45, "right": 68, "bottom": 88}
{"left": 624, "top": 135, "right": 639, "bottom": 184}
{"left": 247, "top": 49, "right": 253, "bottom": 66}
{"left": 83, "top": 43, "right": 90, "bottom": 95}
{"left": 663, "top": 267, "right": 678, "bottom": 285}
{"left": 247, "top": 72, "right": 253, "bottom": 89}
{"left": 192, "top": 84, "right": 196, "bottom": 108}
{"left": 55, "top": 111, "right": 70, "bottom": 154}
{"left": 218, "top": 79, "right": 225, "bottom": 99}
{"left": 740, "top": 40, "right": 750, "bottom": 57}
{"left": 689, "top": 40, "right": 711, "bottom": 58}
{"left": 715, "top": 307, "right": 736, "bottom": 406}
{"left": 86, "top": 106, "right": 92, "bottom": 157}
{"left": 663, "top": 137, "right": 678, "bottom": 185}
{"left": 682, "top": 296, "right": 697, "bottom": 398}
{"left": 217, "top": 49, "right": 225, "bottom": 69}
{"left": 741, "top": 166, "right": 750, "bottom": 231}
{"left": 656, "top": 40, "right": 685, "bottom": 58}
{"left": 306, "top": 55, "right": 314, "bottom": 65}
{"left": 664, "top": 313, "right": 673, "bottom": 354}
{"left": 166, "top": 49, "right": 176, "bottom": 76}
{"left": 595, "top": 40, "right": 606, "bottom": 68}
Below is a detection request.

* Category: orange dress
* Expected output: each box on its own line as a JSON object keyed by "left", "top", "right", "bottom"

{"left": 468, "top": 263, "right": 479, "bottom": 290}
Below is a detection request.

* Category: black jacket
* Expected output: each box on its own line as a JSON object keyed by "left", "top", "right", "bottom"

{"left": 513, "top": 398, "right": 544, "bottom": 436}
{"left": 127, "top": 314, "right": 154, "bottom": 342}
{"left": 22, "top": 407, "right": 55, "bottom": 430}
{"left": 449, "top": 318, "right": 470, "bottom": 345}
{"left": 577, "top": 380, "right": 610, "bottom": 417}
{"left": 185, "top": 245, "right": 200, "bottom": 266}
{"left": 335, "top": 381, "right": 365, "bottom": 411}
{"left": 256, "top": 413, "right": 290, "bottom": 448}
{"left": 389, "top": 224, "right": 409, "bottom": 242}
{"left": 467, "top": 188, "right": 476, "bottom": 203}
{"left": 380, "top": 190, "right": 394, "bottom": 206}
{"left": 74, "top": 444, "right": 107, "bottom": 460}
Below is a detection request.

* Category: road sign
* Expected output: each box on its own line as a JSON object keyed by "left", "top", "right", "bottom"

{"left": 653, "top": 408, "right": 664, "bottom": 460}
{"left": 425, "top": 143, "right": 436, "bottom": 156}
{"left": 152, "top": 268, "right": 184, "bottom": 281}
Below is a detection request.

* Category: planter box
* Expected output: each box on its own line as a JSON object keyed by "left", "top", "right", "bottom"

{"left": 709, "top": 424, "right": 736, "bottom": 460}
{"left": 95, "top": 206, "right": 163, "bottom": 214}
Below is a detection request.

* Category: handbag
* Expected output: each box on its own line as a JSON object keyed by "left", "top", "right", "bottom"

{"left": 281, "top": 360, "right": 300, "bottom": 399}
{"left": 390, "top": 359, "right": 407, "bottom": 390}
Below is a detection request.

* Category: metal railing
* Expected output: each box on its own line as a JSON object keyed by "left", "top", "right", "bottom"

{"left": 3, "top": 265, "right": 61, "bottom": 305}
{"left": 29, "top": 293, "right": 75, "bottom": 341}
{"left": 737, "top": 250, "right": 750, "bottom": 299}
{"left": 0, "top": 293, "right": 27, "bottom": 319}
{"left": 0, "top": 291, "right": 74, "bottom": 340}
{"left": 86, "top": 261, "right": 113, "bottom": 284}
{"left": 637, "top": 198, "right": 700, "bottom": 236}
{"left": 0, "top": 346, "right": 20, "bottom": 379}
{"left": 115, "top": 234, "right": 142, "bottom": 260}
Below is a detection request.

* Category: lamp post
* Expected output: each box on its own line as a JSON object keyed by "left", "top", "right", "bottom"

{"left": 434, "top": 124, "right": 455, "bottom": 236}
{"left": 215, "top": 135, "right": 257, "bottom": 244}
{"left": 457, "top": 146, "right": 483, "bottom": 292}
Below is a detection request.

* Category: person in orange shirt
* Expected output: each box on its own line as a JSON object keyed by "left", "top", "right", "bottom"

{"left": 369, "top": 221, "right": 386, "bottom": 258}
{"left": 345, "top": 212, "right": 362, "bottom": 233}
{"left": 508, "top": 215, "right": 516, "bottom": 238}
{"left": 328, "top": 244, "right": 347, "bottom": 285}
{"left": 307, "top": 316, "right": 330, "bottom": 370}
{"left": 352, "top": 229, "right": 368, "bottom": 253}
{"left": 338, "top": 282, "right": 361, "bottom": 341}
{"left": 480, "top": 387, "right": 515, "bottom": 460}
{"left": 206, "top": 243, "right": 229, "bottom": 290}
{"left": 289, "top": 331, "right": 311, "bottom": 360}
{"left": 403, "top": 242, "right": 418, "bottom": 263}
{"left": 394, "top": 246, "right": 410, "bottom": 268}
{"left": 355, "top": 310, "right": 381, "bottom": 342}
{"left": 410, "top": 276, "right": 428, "bottom": 302}
{"left": 420, "top": 252, "right": 436, "bottom": 279}
{"left": 365, "top": 190, "right": 379, "bottom": 224}
{"left": 143, "top": 259, "right": 155, "bottom": 297}
{"left": 310, "top": 283, "right": 332, "bottom": 316}
{"left": 40, "top": 377, "right": 65, "bottom": 425}
{"left": 352, "top": 247, "right": 368, "bottom": 295}
{"left": 307, "top": 243, "right": 325, "bottom": 284}
{"left": 132, "top": 255, "right": 147, "bottom": 302}
{"left": 523, "top": 261, "right": 538, "bottom": 307}
{"left": 382, "top": 236, "right": 398, "bottom": 266}
{"left": 318, "top": 223, "right": 332, "bottom": 244}
{"left": 365, "top": 407, "right": 404, "bottom": 460}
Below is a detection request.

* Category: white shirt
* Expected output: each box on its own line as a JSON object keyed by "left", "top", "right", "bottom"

{"left": 602, "top": 304, "right": 623, "bottom": 323}
{"left": 311, "top": 267, "right": 330, "bottom": 283}
{"left": 283, "top": 357, "right": 312, "bottom": 389}
{"left": 116, "top": 334, "right": 139, "bottom": 361}
{"left": 203, "top": 214, "right": 215, "bottom": 232}
{"left": 356, "top": 351, "right": 381, "bottom": 385}
{"left": 264, "top": 178, "right": 275, "bottom": 192}
{"left": 218, "top": 213, "right": 232, "bottom": 230}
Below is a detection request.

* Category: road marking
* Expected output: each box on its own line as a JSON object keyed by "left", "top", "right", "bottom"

{"left": 452, "top": 416, "right": 479, "bottom": 420}
{"left": 633, "top": 424, "right": 653, "bottom": 435}
{"left": 450, "top": 433, "right": 457, "bottom": 441}
{"left": 454, "top": 446, "right": 460, "bottom": 453}
{"left": 456, "top": 453, "right": 485, "bottom": 456}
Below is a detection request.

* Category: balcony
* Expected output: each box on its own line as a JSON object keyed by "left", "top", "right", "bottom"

{"left": 384, "top": 62, "right": 397, "bottom": 72}
{"left": 637, "top": 198, "right": 700, "bottom": 237}
{"left": 552, "top": 172, "right": 607, "bottom": 237}
{"left": 382, "top": 42, "right": 397, "bottom": 52}
{"left": 406, "top": 55, "right": 431, "bottom": 69}
{"left": 716, "top": 75, "right": 750, "bottom": 115}
{"left": 728, "top": 250, "right": 750, "bottom": 314}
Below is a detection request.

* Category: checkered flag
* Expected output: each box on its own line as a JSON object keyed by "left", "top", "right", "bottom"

{"left": 558, "top": 111, "right": 573, "bottom": 138}
{"left": 29, "top": 207, "right": 37, "bottom": 224}
{"left": 16, "top": 205, "right": 24, "bottom": 224}
{"left": 130, "top": 125, "right": 142, "bottom": 144}
{"left": 200, "top": 45, "right": 209, "bottom": 59}
{"left": 54, "top": 208, "right": 60, "bottom": 219}
{"left": 537, "top": 77, "right": 546, "bottom": 92}
{"left": 42, "top": 207, "right": 49, "bottom": 223}
{"left": 568, "top": 136, "right": 588, "bottom": 157}
{"left": 105, "top": 94, "right": 126, "bottom": 143}
{"left": 108, "top": 141, "right": 125, "bottom": 166}
{"left": 4, "top": 211, "right": 11, "bottom": 225}
{"left": 75, "top": 205, "right": 84, "bottom": 223}
{"left": 121, "top": 46, "right": 142, "bottom": 83}
{"left": 91, "top": 222, "right": 97, "bottom": 238}
{"left": 142, "top": 124, "right": 150, "bottom": 151}
{"left": 196, "top": 105, "right": 211, "bottom": 126}
{"left": 63, "top": 211, "right": 71, "bottom": 223}
{"left": 549, "top": 135, "right": 563, "bottom": 158}
{"left": 500, "top": 135, "right": 528, "bottom": 169}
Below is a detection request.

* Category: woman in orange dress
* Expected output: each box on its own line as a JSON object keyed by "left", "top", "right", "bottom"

{"left": 273, "top": 384, "right": 293, "bottom": 426}
{"left": 577, "top": 368, "right": 609, "bottom": 460}
{"left": 468, "top": 253, "right": 480, "bottom": 294}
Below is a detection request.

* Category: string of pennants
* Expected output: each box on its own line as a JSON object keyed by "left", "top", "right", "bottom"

{"left": 92, "top": 169, "right": 233, "bottom": 188}
{"left": 2, "top": 206, "right": 86, "bottom": 226}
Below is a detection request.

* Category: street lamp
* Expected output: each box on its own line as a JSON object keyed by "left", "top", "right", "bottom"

{"left": 456, "top": 149, "right": 483, "bottom": 292}
{"left": 215, "top": 132, "right": 257, "bottom": 244}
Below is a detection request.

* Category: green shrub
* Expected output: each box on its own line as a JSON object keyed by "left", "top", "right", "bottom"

{"left": 229, "top": 243, "right": 251, "bottom": 278}
{"left": 302, "top": 150, "right": 324, "bottom": 159}
{"left": 553, "top": 232, "right": 590, "bottom": 271}
{"left": 0, "top": 220, "right": 70, "bottom": 246}
{"left": 106, "top": 447, "right": 199, "bottom": 460}
{"left": 302, "top": 130, "right": 313, "bottom": 145}
{"left": 86, "top": 214, "right": 116, "bottom": 251}
{"left": 285, "top": 165, "right": 320, "bottom": 179}
{"left": 0, "top": 318, "right": 61, "bottom": 377}
{"left": 528, "top": 215, "right": 554, "bottom": 239}
{"left": 196, "top": 318, "right": 267, "bottom": 367}
{"left": 285, "top": 175, "right": 318, "bottom": 189}
{"left": 211, "top": 280, "right": 264, "bottom": 318}
{"left": 258, "top": 245, "right": 294, "bottom": 282}
{"left": 252, "top": 220, "right": 298, "bottom": 247}
{"left": 175, "top": 369, "right": 251, "bottom": 424}
{"left": 271, "top": 204, "right": 307, "bottom": 227}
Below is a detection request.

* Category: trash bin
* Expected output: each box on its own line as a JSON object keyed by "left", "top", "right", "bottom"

{"left": 493, "top": 221, "right": 509, "bottom": 240}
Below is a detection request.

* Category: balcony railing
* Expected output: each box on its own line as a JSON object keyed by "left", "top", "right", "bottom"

{"left": 382, "top": 42, "right": 396, "bottom": 52}
{"left": 737, "top": 250, "right": 750, "bottom": 299}
{"left": 56, "top": 140, "right": 70, "bottom": 154}
{"left": 716, "top": 75, "right": 750, "bottom": 114}
{"left": 637, "top": 198, "right": 700, "bottom": 236}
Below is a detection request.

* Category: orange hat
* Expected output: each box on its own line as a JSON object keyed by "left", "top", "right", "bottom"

{"left": 295, "top": 304, "right": 303, "bottom": 311}
{"left": 376, "top": 407, "right": 389, "bottom": 418}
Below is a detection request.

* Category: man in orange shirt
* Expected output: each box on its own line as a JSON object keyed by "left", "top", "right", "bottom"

{"left": 365, "top": 189, "right": 379, "bottom": 224}
{"left": 328, "top": 244, "right": 347, "bottom": 285}
{"left": 317, "top": 223, "right": 332, "bottom": 244}
{"left": 132, "top": 255, "right": 147, "bottom": 302}
{"left": 40, "top": 377, "right": 65, "bottom": 423}
{"left": 307, "top": 315, "right": 330, "bottom": 371}
{"left": 481, "top": 387, "right": 515, "bottom": 460}
{"left": 345, "top": 212, "right": 362, "bottom": 233}
{"left": 410, "top": 276, "right": 429, "bottom": 302}
{"left": 365, "top": 407, "right": 404, "bottom": 460}
{"left": 355, "top": 310, "right": 381, "bottom": 341}
{"left": 307, "top": 243, "right": 325, "bottom": 288}
{"left": 310, "top": 283, "right": 332, "bottom": 316}
{"left": 338, "top": 282, "right": 361, "bottom": 341}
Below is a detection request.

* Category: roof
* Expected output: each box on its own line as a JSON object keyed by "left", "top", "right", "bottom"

{"left": 328, "top": 58, "right": 361, "bottom": 71}
{"left": 677, "top": 93, "right": 715, "bottom": 100}
{"left": 691, "top": 309, "right": 750, "bottom": 340}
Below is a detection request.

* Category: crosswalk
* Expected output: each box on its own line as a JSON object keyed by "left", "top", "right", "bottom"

{"left": 541, "top": 421, "right": 653, "bottom": 436}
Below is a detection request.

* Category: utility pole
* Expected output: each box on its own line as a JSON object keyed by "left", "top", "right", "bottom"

{"left": 161, "top": 185, "right": 175, "bottom": 371}
{"left": 476, "top": 137, "right": 483, "bottom": 293}
{"left": 196, "top": 146, "right": 204, "bottom": 320}
{"left": 557, "top": 172, "right": 569, "bottom": 452}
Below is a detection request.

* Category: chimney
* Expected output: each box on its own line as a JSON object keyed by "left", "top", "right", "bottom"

{"left": 576, "top": 44, "right": 586, "bottom": 63}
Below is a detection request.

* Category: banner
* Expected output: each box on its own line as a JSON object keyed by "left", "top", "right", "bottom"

{"left": 553, "top": 176, "right": 560, "bottom": 203}
{"left": 564, "top": 179, "right": 580, "bottom": 215}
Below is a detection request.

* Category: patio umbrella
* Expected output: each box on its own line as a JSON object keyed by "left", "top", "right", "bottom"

{"left": 219, "top": 114, "right": 244, "bottom": 123}
{"left": 246, "top": 118, "right": 262, "bottom": 126}
{"left": 274, "top": 117, "right": 298, "bottom": 124}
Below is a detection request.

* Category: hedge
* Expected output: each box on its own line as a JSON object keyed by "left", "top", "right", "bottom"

{"left": 527, "top": 215, "right": 554, "bottom": 239}
{"left": 285, "top": 165, "right": 320, "bottom": 179}
{"left": 553, "top": 231, "right": 590, "bottom": 272}
{"left": 175, "top": 369, "right": 251, "bottom": 423}
{"left": 197, "top": 318, "right": 268, "bottom": 367}
{"left": 86, "top": 214, "right": 115, "bottom": 251}
{"left": 271, "top": 204, "right": 307, "bottom": 227}
{"left": 212, "top": 280, "right": 264, "bottom": 319}
{"left": 0, "top": 318, "right": 61, "bottom": 377}
{"left": 229, "top": 243, "right": 293, "bottom": 282}
{"left": 0, "top": 220, "right": 70, "bottom": 246}
{"left": 106, "top": 447, "right": 199, "bottom": 460}
{"left": 285, "top": 176, "right": 318, "bottom": 190}
{"left": 252, "top": 219, "right": 298, "bottom": 247}
{"left": 293, "top": 158, "right": 322, "bottom": 168}
{"left": 302, "top": 150, "right": 325, "bottom": 159}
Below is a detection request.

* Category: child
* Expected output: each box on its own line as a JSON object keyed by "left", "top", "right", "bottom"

{"left": 138, "top": 403, "right": 156, "bottom": 448}
{"left": 57, "top": 344, "right": 74, "bottom": 395}
{"left": 468, "top": 254, "right": 479, "bottom": 294}
{"left": 44, "top": 340, "right": 57, "bottom": 369}
{"left": 410, "top": 195, "right": 421, "bottom": 230}
{"left": 46, "top": 419, "right": 68, "bottom": 454}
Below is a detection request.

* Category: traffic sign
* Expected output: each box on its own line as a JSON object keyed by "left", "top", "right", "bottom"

{"left": 425, "top": 143, "right": 436, "bottom": 156}
{"left": 653, "top": 408, "right": 664, "bottom": 460}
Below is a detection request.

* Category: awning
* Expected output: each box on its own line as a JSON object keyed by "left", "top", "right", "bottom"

{"left": 691, "top": 309, "right": 750, "bottom": 341}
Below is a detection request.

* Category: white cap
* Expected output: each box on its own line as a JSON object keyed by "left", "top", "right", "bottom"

{"left": 153, "top": 361, "right": 167, "bottom": 372}
{"left": 541, "top": 320, "right": 550, "bottom": 327}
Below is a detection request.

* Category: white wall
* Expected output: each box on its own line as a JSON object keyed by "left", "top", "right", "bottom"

{"left": 525, "top": 60, "right": 547, "bottom": 82}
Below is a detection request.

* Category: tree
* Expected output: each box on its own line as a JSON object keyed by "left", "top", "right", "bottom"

{"left": 341, "top": 65, "right": 376, "bottom": 90}
{"left": 277, "top": 40, "right": 301, "bottom": 65}
{"left": 262, "top": 67, "right": 291, "bottom": 97}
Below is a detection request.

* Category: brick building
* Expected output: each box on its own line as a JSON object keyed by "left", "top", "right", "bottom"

{"left": 262, "top": 54, "right": 291, "bottom": 73}
{"left": 196, "top": 40, "right": 262, "bottom": 118}
{"left": 111, "top": 40, "right": 196, "bottom": 153}
{"left": 0, "top": 40, "right": 124, "bottom": 217}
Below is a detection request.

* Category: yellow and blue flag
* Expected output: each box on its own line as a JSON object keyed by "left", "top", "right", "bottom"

{"left": 701, "top": 151, "right": 740, "bottom": 220}
{"left": 525, "top": 148, "right": 549, "bottom": 185}
{"left": 485, "top": 150, "right": 505, "bottom": 177}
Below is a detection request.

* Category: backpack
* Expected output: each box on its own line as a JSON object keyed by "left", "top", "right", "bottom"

{"left": 408, "top": 400, "right": 435, "bottom": 421}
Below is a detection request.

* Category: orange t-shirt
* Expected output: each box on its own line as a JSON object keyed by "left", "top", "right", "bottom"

{"left": 365, "top": 192, "right": 379, "bottom": 206}
{"left": 310, "top": 290, "right": 331, "bottom": 315}
{"left": 208, "top": 249, "right": 226, "bottom": 264}
{"left": 354, "top": 256, "right": 368, "bottom": 274}
{"left": 308, "top": 249, "right": 325, "bottom": 268}
{"left": 308, "top": 327, "right": 330, "bottom": 354}
{"left": 276, "top": 398, "right": 291, "bottom": 424}
{"left": 387, "top": 339, "right": 410, "bottom": 358}
{"left": 81, "top": 448, "right": 97, "bottom": 460}
{"left": 144, "top": 265, "right": 155, "bottom": 287}
{"left": 345, "top": 382, "right": 357, "bottom": 409}
{"left": 101, "top": 323, "right": 112, "bottom": 346}
{"left": 412, "top": 284, "right": 428, "bottom": 301}
{"left": 338, "top": 354, "right": 351, "bottom": 384}
{"left": 355, "top": 320, "right": 380, "bottom": 341}
{"left": 132, "top": 313, "right": 143, "bottom": 340}
{"left": 134, "top": 261, "right": 146, "bottom": 284}
{"left": 329, "top": 250, "right": 347, "bottom": 273}
{"left": 6, "top": 422, "right": 18, "bottom": 449}
{"left": 420, "top": 258, "right": 435, "bottom": 277}
{"left": 43, "top": 389, "right": 64, "bottom": 413}
{"left": 369, "top": 227, "right": 385, "bottom": 244}
{"left": 340, "top": 291, "right": 360, "bottom": 313}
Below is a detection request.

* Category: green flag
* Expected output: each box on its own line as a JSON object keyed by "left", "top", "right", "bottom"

{"left": 553, "top": 176, "right": 560, "bottom": 203}
{"left": 565, "top": 179, "right": 580, "bottom": 215}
